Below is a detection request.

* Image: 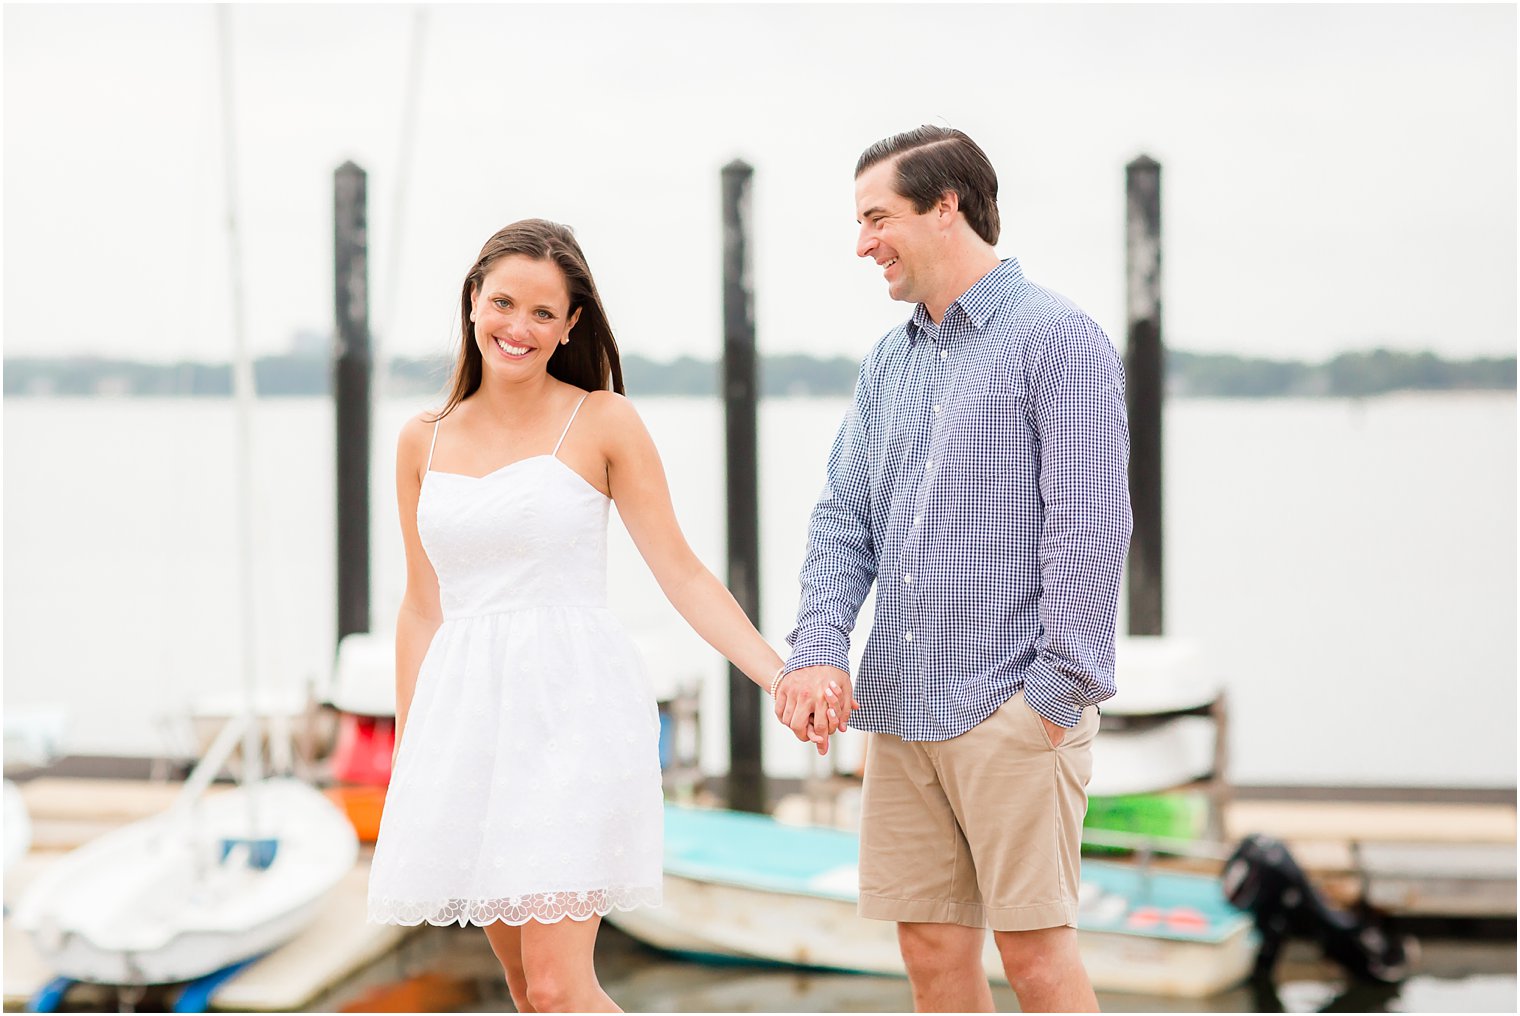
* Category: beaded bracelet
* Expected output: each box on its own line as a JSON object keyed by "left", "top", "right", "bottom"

{"left": 768, "top": 665, "right": 789, "bottom": 697}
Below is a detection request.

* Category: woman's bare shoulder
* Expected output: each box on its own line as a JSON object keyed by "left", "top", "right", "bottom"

{"left": 584, "top": 389, "right": 645, "bottom": 433}
{"left": 580, "top": 391, "right": 656, "bottom": 463}
{"left": 581, "top": 388, "right": 636, "bottom": 423}
{"left": 397, "top": 408, "right": 445, "bottom": 461}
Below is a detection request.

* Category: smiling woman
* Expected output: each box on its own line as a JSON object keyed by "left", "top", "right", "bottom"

{"left": 437, "top": 219, "right": 625, "bottom": 416}
{"left": 364, "top": 220, "right": 822, "bottom": 1013}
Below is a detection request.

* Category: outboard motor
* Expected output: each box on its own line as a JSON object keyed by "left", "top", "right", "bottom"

{"left": 1222, "top": 833, "right": 1411, "bottom": 984}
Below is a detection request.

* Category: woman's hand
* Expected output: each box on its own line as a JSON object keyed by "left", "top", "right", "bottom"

{"left": 775, "top": 665, "right": 859, "bottom": 755}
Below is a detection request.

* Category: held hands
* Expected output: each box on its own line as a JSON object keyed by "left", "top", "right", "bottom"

{"left": 774, "top": 665, "right": 860, "bottom": 756}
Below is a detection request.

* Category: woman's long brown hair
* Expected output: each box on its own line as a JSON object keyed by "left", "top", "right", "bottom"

{"left": 432, "top": 219, "right": 624, "bottom": 420}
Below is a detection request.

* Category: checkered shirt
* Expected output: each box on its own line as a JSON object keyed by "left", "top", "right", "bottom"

{"left": 784, "top": 258, "right": 1132, "bottom": 738}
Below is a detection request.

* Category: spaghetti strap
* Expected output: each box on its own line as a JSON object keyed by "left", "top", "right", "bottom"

{"left": 425, "top": 418, "right": 441, "bottom": 472}
{"left": 552, "top": 394, "right": 590, "bottom": 457}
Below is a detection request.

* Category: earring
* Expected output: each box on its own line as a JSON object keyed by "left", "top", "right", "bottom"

{"left": 561, "top": 338, "right": 569, "bottom": 346}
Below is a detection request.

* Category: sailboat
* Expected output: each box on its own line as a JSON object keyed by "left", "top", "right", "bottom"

{"left": 10, "top": 8, "right": 357, "bottom": 1004}
{"left": 10, "top": 719, "right": 357, "bottom": 987}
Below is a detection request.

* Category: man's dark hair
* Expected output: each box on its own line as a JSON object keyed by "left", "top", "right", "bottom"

{"left": 856, "top": 126, "right": 1001, "bottom": 246}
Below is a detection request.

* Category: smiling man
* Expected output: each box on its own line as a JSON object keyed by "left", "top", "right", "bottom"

{"left": 774, "top": 126, "right": 1133, "bottom": 1012}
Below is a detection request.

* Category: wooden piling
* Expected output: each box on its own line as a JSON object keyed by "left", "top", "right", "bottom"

{"left": 721, "top": 159, "right": 764, "bottom": 814}
{"left": 334, "top": 161, "right": 371, "bottom": 645}
{"left": 1125, "top": 155, "right": 1164, "bottom": 636}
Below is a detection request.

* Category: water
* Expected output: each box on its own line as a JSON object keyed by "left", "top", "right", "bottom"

{"left": 3, "top": 393, "right": 1515, "bottom": 787}
{"left": 307, "top": 922, "right": 1517, "bottom": 1013}
{"left": 30, "top": 921, "right": 1515, "bottom": 1012}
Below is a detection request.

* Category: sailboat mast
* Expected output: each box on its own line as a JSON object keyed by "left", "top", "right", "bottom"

{"left": 215, "top": 6, "right": 265, "bottom": 804}
{"left": 374, "top": 5, "right": 429, "bottom": 403}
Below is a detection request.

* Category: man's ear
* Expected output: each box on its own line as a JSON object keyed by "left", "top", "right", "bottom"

{"left": 937, "top": 189, "right": 960, "bottom": 220}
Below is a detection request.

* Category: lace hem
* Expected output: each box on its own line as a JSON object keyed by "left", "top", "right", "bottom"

{"left": 367, "top": 886, "right": 662, "bottom": 927}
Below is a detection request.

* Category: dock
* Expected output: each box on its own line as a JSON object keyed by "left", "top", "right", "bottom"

{"left": 4, "top": 774, "right": 1513, "bottom": 1010}
{"left": 1223, "top": 797, "right": 1517, "bottom": 919}
{"left": 773, "top": 777, "right": 1516, "bottom": 921}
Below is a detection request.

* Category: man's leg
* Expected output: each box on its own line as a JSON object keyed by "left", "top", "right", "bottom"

{"left": 937, "top": 690, "right": 1103, "bottom": 1013}
{"left": 993, "top": 925, "right": 1097, "bottom": 1012}
{"left": 857, "top": 733, "right": 991, "bottom": 1012}
{"left": 898, "top": 921, "right": 995, "bottom": 1012}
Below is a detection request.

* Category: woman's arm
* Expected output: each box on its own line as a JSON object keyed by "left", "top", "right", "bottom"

{"left": 394, "top": 414, "right": 444, "bottom": 758}
{"left": 597, "top": 393, "right": 789, "bottom": 696}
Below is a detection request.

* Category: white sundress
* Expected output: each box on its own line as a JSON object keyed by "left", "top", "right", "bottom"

{"left": 367, "top": 395, "right": 665, "bottom": 926}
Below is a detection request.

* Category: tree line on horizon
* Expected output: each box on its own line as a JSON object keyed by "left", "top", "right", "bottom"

{"left": 3, "top": 348, "right": 1514, "bottom": 399}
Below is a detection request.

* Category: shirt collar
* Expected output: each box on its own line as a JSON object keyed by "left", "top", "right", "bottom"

{"left": 906, "top": 257, "right": 1026, "bottom": 345}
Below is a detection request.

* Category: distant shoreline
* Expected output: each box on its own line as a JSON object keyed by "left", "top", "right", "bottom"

{"left": 4, "top": 349, "right": 1514, "bottom": 400}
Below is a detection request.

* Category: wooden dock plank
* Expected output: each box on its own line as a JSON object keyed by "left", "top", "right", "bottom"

{"left": 1359, "top": 842, "right": 1517, "bottom": 917}
{"left": 209, "top": 858, "right": 412, "bottom": 1012}
{"left": 1225, "top": 800, "right": 1516, "bottom": 845}
{"left": 18, "top": 777, "right": 227, "bottom": 823}
{"left": 1359, "top": 842, "right": 1517, "bottom": 878}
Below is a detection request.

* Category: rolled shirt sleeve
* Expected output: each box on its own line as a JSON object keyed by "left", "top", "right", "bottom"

{"left": 1023, "top": 314, "right": 1133, "bottom": 728}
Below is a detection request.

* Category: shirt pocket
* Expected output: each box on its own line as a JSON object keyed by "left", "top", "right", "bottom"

{"left": 942, "top": 380, "right": 1028, "bottom": 481}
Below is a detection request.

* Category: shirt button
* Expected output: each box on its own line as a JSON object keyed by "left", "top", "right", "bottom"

{"left": 933, "top": 404, "right": 941, "bottom": 414}
{"left": 904, "top": 574, "right": 913, "bottom": 585}
{"left": 903, "top": 632, "right": 914, "bottom": 643}
{"left": 940, "top": 349, "right": 947, "bottom": 361}
{"left": 914, "top": 514, "right": 922, "bottom": 526}
{"left": 926, "top": 460, "right": 935, "bottom": 471}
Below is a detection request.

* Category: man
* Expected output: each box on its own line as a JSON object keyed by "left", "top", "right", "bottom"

{"left": 774, "top": 125, "right": 1132, "bottom": 1013}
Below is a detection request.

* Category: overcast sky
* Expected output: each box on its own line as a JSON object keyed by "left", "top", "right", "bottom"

{"left": 4, "top": 3, "right": 1515, "bottom": 367}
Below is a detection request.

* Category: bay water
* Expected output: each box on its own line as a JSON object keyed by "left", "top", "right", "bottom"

{"left": 3, "top": 393, "right": 1514, "bottom": 788}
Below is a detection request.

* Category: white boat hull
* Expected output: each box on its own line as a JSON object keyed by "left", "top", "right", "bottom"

{"left": 610, "top": 871, "right": 1256, "bottom": 999}
{"left": 12, "top": 777, "right": 357, "bottom": 985}
{"left": 608, "top": 805, "right": 1256, "bottom": 999}
{"left": 1108, "top": 636, "right": 1221, "bottom": 715}
{"left": 29, "top": 903, "right": 323, "bottom": 987}
{"left": 1089, "top": 715, "right": 1218, "bottom": 797}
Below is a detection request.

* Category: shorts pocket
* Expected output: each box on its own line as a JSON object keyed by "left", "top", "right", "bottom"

{"left": 1024, "top": 694, "right": 1071, "bottom": 751}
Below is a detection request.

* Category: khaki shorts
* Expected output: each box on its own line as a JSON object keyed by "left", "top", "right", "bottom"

{"left": 857, "top": 688, "right": 1098, "bottom": 932}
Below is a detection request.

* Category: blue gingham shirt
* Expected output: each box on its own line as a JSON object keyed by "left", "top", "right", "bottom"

{"left": 785, "top": 258, "right": 1132, "bottom": 738}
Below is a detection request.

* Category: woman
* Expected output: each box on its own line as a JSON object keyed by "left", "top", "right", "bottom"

{"left": 366, "top": 219, "right": 842, "bottom": 1012}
